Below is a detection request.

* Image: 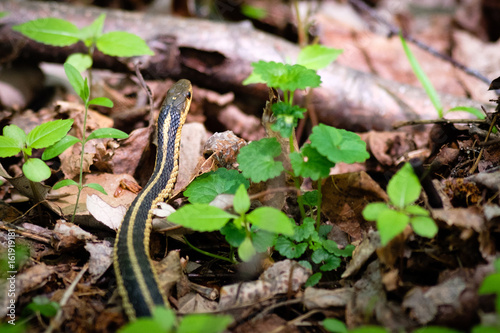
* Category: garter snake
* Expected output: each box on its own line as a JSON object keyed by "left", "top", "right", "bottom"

{"left": 113, "top": 79, "right": 192, "bottom": 320}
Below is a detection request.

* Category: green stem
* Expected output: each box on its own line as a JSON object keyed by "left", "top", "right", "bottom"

{"left": 72, "top": 103, "right": 89, "bottom": 222}
{"left": 183, "top": 236, "right": 235, "bottom": 264}
{"left": 316, "top": 179, "right": 323, "bottom": 231}
{"left": 289, "top": 90, "right": 295, "bottom": 106}
{"left": 294, "top": 176, "right": 306, "bottom": 219}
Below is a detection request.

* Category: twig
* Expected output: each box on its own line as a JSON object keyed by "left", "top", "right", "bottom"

{"left": 393, "top": 118, "right": 489, "bottom": 129}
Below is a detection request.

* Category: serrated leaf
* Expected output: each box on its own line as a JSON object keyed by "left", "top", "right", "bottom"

{"left": 251, "top": 61, "right": 321, "bottom": 91}
{"left": 297, "top": 44, "right": 343, "bottom": 70}
{"left": 168, "top": 204, "right": 237, "bottom": 232}
{"left": 0, "top": 136, "right": 22, "bottom": 157}
{"left": 237, "top": 138, "right": 284, "bottom": 183}
{"left": 185, "top": 168, "right": 249, "bottom": 204}
{"left": 305, "top": 272, "right": 322, "bottom": 287}
{"left": 86, "top": 128, "right": 127, "bottom": 141}
{"left": 410, "top": 216, "right": 437, "bottom": 238}
{"left": 177, "top": 314, "right": 233, "bottom": 333}
{"left": 290, "top": 144, "right": 334, "bottom": 181}
{"left": 310, "top": 124, "right": 369, "bottom": 164}
{"left": 247, "top": 207, "right": 294, "bottom": 235}
{"left": 85, "top": 183, "right": 107, "bottom": 195}
{"left": 303, "top": 190, "right": 319, "bottom": 207}
{"left": 376, "top": 209, "right": 409, "bottom": 246}
{"left": 3, "top": 125, "right": 26, "bottom": 147}
{"left": 42, "top": 135, "right": 79, "bottom": 160}
{"left": 64, "top": 62, "right": 85, "bottom": 99}
{"left": 275, "top": 236, "right": 307, "bottom": 258}
{"left": 96, "top": 31, "right": 154, "bottom": 57}
{"left": 26, "top": 119, "right": 74, "bottom": 149}
{"left": 65, "top": 53, "right": 93, "bottom": 72}
{"left": 52, "top": 179, "right": 78, "bottom": 190}
{"left": 251, "top": 229, "right": 276, "bottom": 252}
{"left": 233, "top": 184, "right": 250, "bottom": 215}
{"left": 238, "top": 236, "right": 256, "bottom": 262}
{"left": 12, "top": 18, "right": 80, "bottom": 46}
{"left": 270, "top": 102, "right": 306, "bottom": 138}
{"left": 89, "top": 97, "right": 114, "bottom": 108}
{"left": 290, "top": 217, "right": 315, "bottom": 242}
{"left": 387, "top": 162, "right": 421, "bottom": 208}
{"left": 23, "top": 158, "right": 51, "bottom": 182}
{"left": 362, "top": 202, "right": 390, "bottom": 221}
{"left": 220, "top": 223, "right": 246, "bottom": 247}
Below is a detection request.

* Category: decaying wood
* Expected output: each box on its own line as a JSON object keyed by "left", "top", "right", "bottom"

{"left": 0, "top": 1, "right": 487, "bottom": 131}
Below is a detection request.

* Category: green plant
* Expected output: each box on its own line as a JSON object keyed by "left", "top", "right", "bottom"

{"left": 118, "top": 306, "right": 233, "bottom": 333}
{"left": 362, "top": 162, "right": 438, "bottom": 246}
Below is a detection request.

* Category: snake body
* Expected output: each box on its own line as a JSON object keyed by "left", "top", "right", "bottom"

{"left": 113, "top": 79, "right": 192, "bottom": 320}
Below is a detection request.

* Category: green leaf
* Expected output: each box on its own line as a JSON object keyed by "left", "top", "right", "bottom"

{"left": 362, "top": 202, "right": 390, "bottom": 221}
{"left": 320, "top": 255, "right": 341, "bottom": 271}
{"left": 52, "top": 179, "right": 78, "bottom": 190}
{"left": 471, "top": 326, "right": 500, "bottom": 333}
{"left": 12, "top": 18, "right": 80, "bottom": 46}
{"left": 275, "top": 236, "right": 307, "bottom": 258}
{"left": 250, "top": 61, "right": 321, "bottom": 91}
{"left": 177, "top": 314, "right": 233, "bottom": 333}
{"left": 270, "top": 102, "right": 306, "bottom": 138}
{"left": 86, "top": 128, "right": 128, "bottom": 141}
{"left": 404, "top": 205, "right": 430, "bottom": 216}
{"left": 247, "top": 207, "right": 294, "bottom": 235}
{"left": 242, "top": 71, "right": 265, "bottom": 85}
{"left": 309, "top": 124, "right": 369, "bottom": 164}
{"left": 65, "top": 53, "right": 93, "bottom": 72}
{"left": 79, "top": 14, "right": 106, "bottom": 45}
{"left": 446, "top": 106, "right": 485, "bottom": 119}
{"left": 349, "top": 327, "right": 388, "bottom": 333}
{"left": 3, "top": 124, "right": 26, "bottom": 147}
{"left": 322, "top": 240, "right": 354, "bottom": 257}
{"left": 376, "top": 209, "right": 410, "bottom": 246}
{"left": 298, "top": 260, "right": 312, "bottom": 271}
{"left": 410, "top": 216, "right": 438, "bottom": 238}
{"left": 238, "top": 236, "right": 256, "bottom": 262}
{"left": 290, "top": 217, "right": 315, "bottom": 242}
{"left": 297, "top": 44, "right": 343, "bottom": 70}
{"left": 26, "top": 119, "right": 74, "bottom": 149}
{"left": 318, "top": 224, "right": 333, "bottom": 238}
{"left": 168, "top": 204, "right": 237, "bottom": 232}
{"left": 0, "top": 136, "right": 22, "bottom": 157}
{"left": 322, "top": 318, "right": 348, "bottom": 333}
{"left": 305, "top": 272, "right": 322, "bottom": 287}
{"left": 240, "top": 4, "right": 267, "bottom": 19}
{"left": 221, "top": 223, "right": 246, "bottom": 247}
{"left": 25, "top": 296, "right": 59, "bottom": 318}
{"left": 303, "top": 190, "right": 319, "bottom": 207}
{"left": 494, "top": 258, "right": 500, "bottom": 272}
{"left": 83, "top": 77, "right": 90, "bottom": 101}
{"left": 413, "top": 327, "right": 464, "bottom": 333}
{"left": 88, "top": 97, "right": 114, "bottom": 108}
{"left": 479, "top": 273, "right": 500, "bottom": 294}
{"left": 233, "top": 184, "right": 250, "bottom": 215}
{"left": 290, "top": 144, "right": 335, "bottom": 181}
{"left": 42, "top": 135, "right": 79, "bottom": 160}
{"left": 151, "top": 306, "right": 176, "bottom": 332}
{"left": 118, "top": 319, "right": 165, "bottom": 333}
{"left": 311, "top": 247, "right": 330, "bottom": 264}
{"left": 237, "top": 138, "right": 284, "bottom": 182}
{"left": 64, "top": 63, "right": 85, "bottom": 99}
{"left": 400, "top": 34, "right": 443, "bottom": 118}
{"left": 23, "top": 158, "right": 51, "bottom": 182}
{"left": 0, "top": 12, "right": 8, "bottom": 19}
{"left": 251, "top": 228, "right": 277, "bottom": 252}
{"left": 85, "top": 183, "right": 107, "bottom": 195}
{"left": 185, "top": 168, "right": 249, "bottom": 204}
{"left": 96, "top": 31, "right": 154, "bottom": 57}
{"left": 387, "top": 162, "right": 421, "bottom": 208}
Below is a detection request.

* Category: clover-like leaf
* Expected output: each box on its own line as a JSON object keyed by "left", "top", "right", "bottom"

{"left": 237, "top": 138, "right": 284, "bottom": 183}
{"left": 290, "top": 144, "right": 334, "bottom": 181}
{"left": 275, "top": 236, "right": 307, "bottom": 259}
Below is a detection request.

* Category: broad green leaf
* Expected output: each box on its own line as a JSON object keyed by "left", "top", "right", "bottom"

{"left": 376, "top": 209, "right": 409, "bottom": 246}
{"left": 311, "top": 247, "right": 330, "bottom": 264}
{"left": 3, "top": 125, "right": 26, "bottom": 147}
{"left": 65, "top": 53, "right": 93, "bottom": 72}
{"left": 275, "top": 236, "right": 307, "bottom": 258}
{"left": 387, "top": 162, "right": 421, "bottom": 208}
{"left": 471, "top": 326, "right": 500, "bottom": 333}
{"left": 322, "top": 318, "right": 348, "bottom": 333}
{"left": 250, "top": 61, "right": 321, "bottom": 91}
{"left": 290, "top": 217, "right": 315, "bottom": 242}
{"left": 64, "top": 63, "right": 85, "bottom": 99}
{"left": 0, "top": 12, "right": 8, "bottom": 19}
{"left": 185, "top": 168, "right": 249, "bottom": 204}
{"left": 303, "top": 190, "right": 319, "bottom": 207}
{"left": 23, "top": 158, "right": 51, "bottom": 182}
{"left": 12, "top": 18, "right": 80, "bottom": 46}
{"left": 270, "top": 102, "right": 306, "bottom": 138}
{"left": 86, "top": 128, "right": 128, "bottom": 141}
{"left": 151, "top": 307, "right": 175, "bottom": 332}
{"left": 305, "top": 272, "right": 322, "bottom": 287}
{"left": 168, "top": 204, "right": 237, "bottom": 232}
{"left": 177, "top": 314, "right": 233, "bottom": 333}
{"left": 404, "top": 205, "right": 430, "bottom": 216}
{"left": 349, "top": 327, "right": 388, "bottom": 333}
{"left": 79, "top": 14, "right": 105, "bottom": 45}
{"left": 233, "top": 184, "right": 250, "bottom": 215}
{"left": 320, "top": 255, "right": 341, "bottom": 271}
{"left": 96, "top": 31, "right": 154, "bottom": 57}
{"left": 251, "top": 228, "right": 277, "bottom": 252}
{"left": 297, "top": 44, "right": 343, "bottom": 70}
{"left": 42, "top": 135, "right": 79, "bottom": 160}
{"left": 495, "top": 258, "right": 500, "bottom": 272}
{"left": 290, "top": 144, "right": 334, "bottom": 181}
{"left": 242, "top": 71, "right": 265, "bottom": 85}
{"left": 85, "top": 183, "right": 107, "bottom": 195}
{"left": 0, "top": 136, "right": 22, "bottom": 157}
{"left": 52, "top": 179, "right": 78, "bottom": 190}
{"left": 237, "top": 138, "right": 284, "bottom": 183}
{"left": 88, "top": 97, "right": 114, "bottom": 108}
{"left": 410, "top": 216, "right": 437, "bottom": 238}
{"left": 247, "top": 207, "right": 294, "bottom": 235}
{"left": 298, "top": 260, "right": 312, "bottom": 271}
{"left": 240, "top": 4, "right": 267, "bottom": 19}
{"left": 26, "top": 119, "right": 74, "bottom": 149}
{"left": 220, "top": 223, "right": 246, "bottom": 247}
{"left": 318, "top": 224, "right": 332, "bottom": 238}
{"left": 362, "top": 202, "right": 390, "bottom": 221}
{"left": 479, "top": 273, "right": 500, "bottom": 294}
{"left": 413, "top": 327, "right": 463, "bottom": 333}
{"left": 82, "top": 77, "right": 90, "bottom": 101}
{"left": 322, "top": 240, "right": 354, "bottom": 257}
{"left": 446, "top": 106, "right": 485, "bottom": 119}
{"left": 25, "top": 296, "right": 59, "bottom": 318}
{"left": 310, "top": 124, "right": 369, "bottom": 164}
{"left": 238, "top": 236, "right": 256, "bottom": 262}
{"left": 400, "top": 34, "right": 443, "bottom": 118}
{"left": 118, "top": 319, "right": 165, "bottom": 333}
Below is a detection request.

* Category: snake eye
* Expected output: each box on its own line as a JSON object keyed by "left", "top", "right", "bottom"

{"left": 186, "top": 91, "right": 192, "bottom": 99}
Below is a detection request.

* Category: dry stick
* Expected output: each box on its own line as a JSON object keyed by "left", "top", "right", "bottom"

{"left": 347, "top": 0, "right": 491, "bottom": 85}
{"left": 269, "top": 309, "right": 323, "bottom": 333}
{"left": 133, "top": 60, "right": 154, "bottom": 126}
{"left": 469, "top": 112, "right": 499, "bottom": 174}
{"left": 393, "top": 118, "right": 489, "bottom": 129}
